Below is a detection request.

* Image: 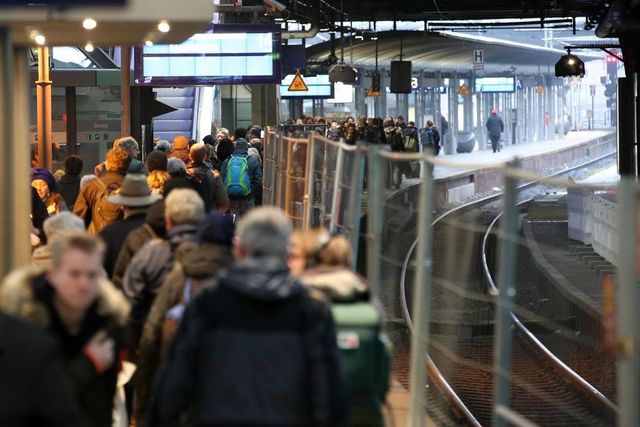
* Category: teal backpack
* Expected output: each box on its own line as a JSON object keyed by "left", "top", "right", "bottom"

{"left": 332, "top": 302, "right": 392, "bottom": 427}
{"left": 225, "top": 155, "right": 252, "bottom": 196}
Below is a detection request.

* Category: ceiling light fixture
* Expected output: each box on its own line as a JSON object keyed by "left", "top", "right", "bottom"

{"left": 145, "top": 40, "right": 154, "bottom": 47}
{"left": 84, "top": 42, "right": 94, "bottom": 52}
{"left": 34, "top": 34, "right": 46, "bottom": 45}
{"left": 82, "top": 18, "right": 97, "bottom": 30}
{"left": 157, "top": 20, "right": 170, "bottom": 33}
{"left": 555, "top": 49, "right": 585, "bottom": 78}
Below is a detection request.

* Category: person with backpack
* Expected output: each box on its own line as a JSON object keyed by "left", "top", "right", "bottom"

{"left": 73, "top": 147, "right": 131, "bottom": 234}
{"left": 148, "top": 207, "right": 347, "bottom": 427}
{"left": 419, "top": 121, "right": 437, "bottom": 153}
{"left": 290, "top": 228, "right": 391, "bottom": 427}
{"left": 134, "top": 211, "right": 234, "bottom": 426}
{"left": 122, "top": 189, "right": 205, "bottom": 352}
{"left": 486, "top": 109, "right": 505, "bottom": 153}
{"left": 383, "top": 118, "right": 406, "bottom": 187}
{"left": 220, "top": 131, "right": 262, "bottom": 216}
{"left": 186, "top": 143, "right": 229, "bottom": 213}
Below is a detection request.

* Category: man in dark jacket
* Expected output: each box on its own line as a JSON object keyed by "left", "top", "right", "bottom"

{"left": 0, "top": 312, "right": 87, "bottom": 427}
{"left": 112, "top": 199, "right": 166, "bottom": 290}
{"left": 220, "top": 134, "right": 262, "bottom": 215}
{"left": 486, "top": 109, "right": 504, "bottom": 153}
{"left": 0, "top": 233, "right": 129, "bottom": 427}
{"left": 99, "top": 174, "right": 161, "bottom": 279}
{"left": 187, "top": 142, "right": 229, "bottom": 213}
{"left": 96, "top": 137, "right": 147, "bottom": 176}
{"left": 57, "top": 155, "right": 83, "bottom": 209}
{"left": 149, "top": 207, "right": 347, "bottom": 427}
{"left": 123, "top": 188, "right": 205, "bottom": 350}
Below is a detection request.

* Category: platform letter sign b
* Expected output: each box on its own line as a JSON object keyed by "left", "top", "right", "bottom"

{"left": 473, "top": 49, "right": 484, "bottom": 71}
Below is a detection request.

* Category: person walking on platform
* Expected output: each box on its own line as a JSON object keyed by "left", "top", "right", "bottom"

{"left": 0, "top": 233, "right": 129, "bottom": 427}
{"left": 187, "top": 143, "right": 229, "bottom": 213}
{"left": 486, "top": 109, "right": 504, "bottom": 153}
{"left": 122, "top": 189, "right": 205, "bottom": 351}
{"left": 149, "top": 207, "right": 347, "bottom": 427}
{"left": 96, "top": 137, "right": 147, "bottom": 177}
{"left": 99, "top": 174, "right": 161, "bottom": 279}
{"left": 57, "top": 155, "right": 83, "bottom": 210}
{"left": 221, "top": 129, "right": 262, "bottom": 216}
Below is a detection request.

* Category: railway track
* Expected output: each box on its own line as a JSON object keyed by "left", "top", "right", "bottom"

{"left": 398, "top": 152, "right": 618, "bottom": 426}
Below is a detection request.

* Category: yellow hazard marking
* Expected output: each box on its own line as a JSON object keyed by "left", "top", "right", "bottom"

{"left": 458, "top": 84, "right": 469, "bottom": 95}
{"left": 367, "top": 87, "right": 380, "bottom": 97}
{"left": 288, "top": 72, "right": 309, "bottom": 91}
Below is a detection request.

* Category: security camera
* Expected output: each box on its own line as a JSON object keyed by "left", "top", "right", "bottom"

{"left": 263, "top": 0, "right": 287, "bottom": 13}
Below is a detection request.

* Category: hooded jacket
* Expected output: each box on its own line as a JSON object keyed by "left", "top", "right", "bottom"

{"left": 300, "top": 265, "right": 369, "bottom": 303}
{"left": 0, "top": 267, "right": 129, "bottom": 427}
{"left": 134, "top": 242, "right": 232, "bottom": 426}
{"left": 57, "top": 173, "right": 81, "bottom": 209}
{"left": 149, "top": 257, "right": 348, "bottom": 427}
{"left": 73, "top": 171, "right": 125, "bottom": 234}
{"left": 122, "top": 223, "right": 199, "bottom": 350}
{"left": 220, "top": 138, "right": 263, "bottom": 197}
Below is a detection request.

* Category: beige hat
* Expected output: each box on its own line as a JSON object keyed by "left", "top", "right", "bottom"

{"left": 107, "top": 174, "right": 161, "bottom": 207}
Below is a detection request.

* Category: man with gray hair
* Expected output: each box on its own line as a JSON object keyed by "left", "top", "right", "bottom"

{"left": 149, "top": 207, "right": 347, "bottom": 427}
{"left": 32, "top": 211, "right": 85, "bottom": 269}
{"left": 95, "top": 136, "right": 147, "bottom": 177}
{"left": 123, "top": 188, "right": 205, "bottom": 349}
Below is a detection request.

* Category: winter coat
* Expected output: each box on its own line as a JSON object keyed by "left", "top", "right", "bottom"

{"left": 0, "top": 267, "right": 129, "bottom": 427}
{"left": 167, "top": 148, "right": 190, "bottom": 165}
{"left": 187, "top": 161, "right": 229, "bottom": 212}
{"left": 220, "top": 138, "right": 263, "bottom": 198}
{"left": 57, "top": 174, "right": 81, "bottom": 209}
{"left": 112, "top": 201, "right": 165, "bottom": 290}
{"left": 148, "top": 257, "right": 348, "bottom": 427}
{"left": 122, "top": 224, "right": 199, "bottom": 350}
{"left": 134, "top": 242, "right": 232, "bottom": 426}
{"left": 95, "top": 158, "right": 147, "bottom": 177}
{"left": 486, "top": 115, "right": 504, "bottom": 138}
{"left": 300, "top": 265, "right": 369, "bottom": 303}
{"left": 0, "top": 312, "right": 87, "bottom": 427}
{"left": 384, "top": 126, "right": 405, "bottom": 152}
{"left": 99, "top": 210, "right": 148, "bottom": 279}
{"left": 73, "top": 171, "right": 125, "bottom": 234}
{"left": 163, "top": 170, "right": 205, "bottom": 200}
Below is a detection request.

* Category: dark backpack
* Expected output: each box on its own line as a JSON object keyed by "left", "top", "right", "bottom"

{"left": 385, "top": 128, "right": 405, "bottom": 152}
{"left": 225, "top": 156, "right": 251, "bottom": 197}
{"left": 419, "top": 127, "right": 435, "bottom": 146}
{"left": 332, "top": 302, "right": 391, "bottom": 426}
{"left": 93, "top": 180, "right": 123, "bottom": 232}
{"left": 187, "top": 165, "right": 207, "bottom": 185}
{"left": 403, "top": 128, "right": 419, "bottom": 152}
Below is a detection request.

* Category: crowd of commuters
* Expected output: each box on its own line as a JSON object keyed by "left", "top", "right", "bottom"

{"left": 3, "top": 125, "right": 391, "bottom": 426}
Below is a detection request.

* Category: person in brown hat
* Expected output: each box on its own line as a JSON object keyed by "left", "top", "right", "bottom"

{"left": 99, "top": 174, "right": 161, "bottom": 279}
{"left": 167, "top": 135, "right": 191, "bottom": 166}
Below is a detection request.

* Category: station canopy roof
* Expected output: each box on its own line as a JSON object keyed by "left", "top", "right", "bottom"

{"left": 306, "top": 30, "right": 601, "bottom": 75}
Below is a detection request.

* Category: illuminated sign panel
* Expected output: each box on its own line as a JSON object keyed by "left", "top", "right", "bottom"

{"left": 280, "top": 74, "right": 333, "bottom": 99}
{"left": 135, "top": 24, "right": 281, "bottom": 86}
{"left": 474, "top": 76, "right": 516, "bottom": 93}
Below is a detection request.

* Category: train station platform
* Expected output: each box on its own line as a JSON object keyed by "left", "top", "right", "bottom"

{"left": 432, "top": 130, "right": 616, "bottom": 209}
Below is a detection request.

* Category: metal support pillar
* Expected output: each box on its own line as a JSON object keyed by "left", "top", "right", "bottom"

{"left": 0, "top": 30, "right": 31, "bottom": 277}
{"left": 120, "top": 45, "right": 131, "bottom": 136}
{"left": 478, "top": 92, "right": 486, "bottom": 150}
{"left": 464, "top": 78, "right": 473, "bottom": 132}
{"left": 618, "top": 77, "right": 637, "bottom": 176}
{"left": 616, "top": 177, "right": 639, "bottom": 426}
{"left": 366, "top": 147, "right": 383, "bottom": 294}
{"left": 65, "top": 86, "right": 77, "bottom": 156}
{"left": 397, "top": 93, "right": 409, "bottom": 121}
{"left": 407, "top": 154, "right": 435, "bottom": 427}
{"left": 36, "top": 46, "right": 52, "bottom": 170}
{"left": 251, "top": 84, "right": 279, "bottom": 127}
{"left": 446, "top": 74, "right": 458, "bottom": 155}
{"left": 492, "top": 159, "right": 519, "bottom": 427}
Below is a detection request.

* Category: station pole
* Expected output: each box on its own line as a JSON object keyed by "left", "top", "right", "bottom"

{"left": 120, "top": 45, "right": 131, "bottom": 136}
{"left": 36, "top": 46, "right": 52, "bottom": 170}
{"left": 0, "top": 29, "right": 31, "bottom": 277}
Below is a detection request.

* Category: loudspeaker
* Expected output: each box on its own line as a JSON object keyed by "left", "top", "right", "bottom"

{"left": 390, "top": 61, "right": 412, "bottom": 93}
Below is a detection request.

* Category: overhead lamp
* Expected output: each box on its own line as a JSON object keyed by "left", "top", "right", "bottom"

{"left": 84, "top": 42, "right": 94, "bottom": 52}
{"left": 82, "top": 18, "right": 97, "bottom": 30}
{"left": 328, "top": 63, "right": 357, "bottom": 83}
{"left": 145, "top": 40, "right": 154, "bottom": 47}
{"left": 555, "top": 49, "right": 585, "bottom": 78}
{"left": 34, "top": 34, "right": 46, "bottom": 45}
{"left": 157, "top": 20, "right": 170, "bottom": 33}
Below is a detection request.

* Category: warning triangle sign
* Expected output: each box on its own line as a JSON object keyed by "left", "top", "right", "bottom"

{"left": 367, "top": 87, "right": 380, "bottom": 97}
{"left": 288, "top": 72, "right": 309, "bottom": 91}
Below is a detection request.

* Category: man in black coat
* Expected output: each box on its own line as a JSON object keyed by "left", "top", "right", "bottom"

{"left": 149, "top": 207, "right": 347, "bottom": 427}
{"left": 57, "top": 155, "right": 83, "bottom": 209}
{"left": 99, "top": 174, "right": 161, "bottom": 279}
{"left": 0, "top": 312, "right": 86, "bottom": 427}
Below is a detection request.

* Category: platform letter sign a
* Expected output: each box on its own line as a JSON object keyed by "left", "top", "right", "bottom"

{"left": 473, "top": 49, "right": 484, "bottom": 71}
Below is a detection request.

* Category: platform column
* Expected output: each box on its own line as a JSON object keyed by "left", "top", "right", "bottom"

{"left": 0, "top": 29, "right": 31, "bottom": 278}
{"left": 445, "top": 72, "right": 458, "bottom": 155}
{"left": 36, "top": 46, "right": 52, "bottom": 170}
{"left": 251, "top": 84, "right": 279, "bottom": 128}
